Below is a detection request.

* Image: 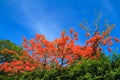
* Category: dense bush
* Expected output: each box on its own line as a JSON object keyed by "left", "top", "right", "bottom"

{"left": 0, "top": 53, "right": 120, "bottom": 80}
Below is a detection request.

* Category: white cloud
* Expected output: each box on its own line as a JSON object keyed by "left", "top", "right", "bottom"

{"left": 6, "top": 0, "right": 61, "bottom": 41}
{"left": 102, "top": 0, "right": 118, "bottom": 19}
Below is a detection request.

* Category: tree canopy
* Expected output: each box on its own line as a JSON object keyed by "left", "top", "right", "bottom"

{"left": 0, "top": 40, "right": 23, "bottom": 63}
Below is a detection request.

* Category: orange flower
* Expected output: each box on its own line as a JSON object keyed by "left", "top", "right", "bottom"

{"left": 74, "top": 32, "right": 78, "bottom": 37}
{"left": 16, "top": 65, "right": 23, "bottom": 70}
{"left": 61, "top": 31, "right": 65, "bottom": 37}
{"left": 4, "top": 67, "right": 13, "bottom": 72}
{"left": 25, "top": 66, "right": 31, "bottom": 71}
{"left": 30, "top": 38, "right": 34, "bottom": 44}
{"left": 36, "top": 34, "right": 41, "bottom": 40}
{"left": 70, "top": 28, "right": 74, "bottom": 33}
{"left": 86, "top": 32, "right": 90, "bottom": 37}
{"left": 108, "top": 47, "right": 112, "bottom": 52}
{"left": 114, "top": 37, "right": 120, "bottom": 42}
{"left": 108, "top": 41, "right": 113, "bottom": 46}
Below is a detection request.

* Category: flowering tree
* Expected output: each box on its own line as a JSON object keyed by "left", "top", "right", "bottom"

{"left": 0, "top": 22, "right": 120, "bottom": 75}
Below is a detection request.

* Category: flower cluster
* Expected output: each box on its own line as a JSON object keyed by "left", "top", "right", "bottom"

{"left": 0, "top": 60, "right": 37, "bottom": 75}
{"left": 0, "top": 27, "right": 117, "bottom": 75}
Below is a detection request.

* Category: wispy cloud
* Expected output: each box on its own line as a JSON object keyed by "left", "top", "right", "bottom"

{"left": 102, "top": 0, "right": 118, "bottom": 20}
{"left": 6, "top": 0, "right": 61, "bottom": 41}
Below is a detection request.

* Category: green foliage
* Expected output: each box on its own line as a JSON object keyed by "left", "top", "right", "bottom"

{"left": 0, "top": 40, "right": 22, "bottom": 51}
{"left": 0, "top": 40, "right": 23, "bottom": 63}
{"left": 0, "top": 53, "right": 120, "bottom": 80}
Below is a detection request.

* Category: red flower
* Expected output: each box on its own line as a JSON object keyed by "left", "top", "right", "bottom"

{"left": 86, "top": 33, "right": 90, "bottom": 37}
{"left": 114, "top": 37, "right": 120, "bottom": 42}
{"left": 108, "top": 48, "right": 112, "bottom": 52}
{"left": 70, "top": 28, "right": 74, "bottom": 33}
{"left": 99, "top": 48, "right": 102, "bottom": 51}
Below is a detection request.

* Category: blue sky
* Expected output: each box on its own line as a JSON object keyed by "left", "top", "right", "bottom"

{"left": 0, "top": 0, "right": 120, "bottom": 54}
